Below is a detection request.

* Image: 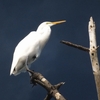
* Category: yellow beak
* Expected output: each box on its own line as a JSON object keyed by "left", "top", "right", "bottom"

{"left": 51, "top": 20, "right": 66, "bottom": 25}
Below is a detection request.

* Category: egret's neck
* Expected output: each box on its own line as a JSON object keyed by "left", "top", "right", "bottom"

{"left": 37, "top": 26, "right": 51, "bottom": 49}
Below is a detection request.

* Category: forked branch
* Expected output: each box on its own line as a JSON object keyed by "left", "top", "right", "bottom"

{"left": 61, "top": 17, "right": 100, "bottom": 100}
{"left": 27, "top": 68, "right": 66, "bottom": 100}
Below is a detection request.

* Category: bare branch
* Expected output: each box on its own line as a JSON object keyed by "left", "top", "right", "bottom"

{"left": 60, "top": 17, "right": 100, "bottom": 100}
{"left": 54, "top": 82, "right": 65, "bottom": 90}
{"left": 44, "top": 94, "right": 52, "bottom": 100}
{"left": 61, "top": 40, "right": 89, "bottom": 52}
{"left": 88, "top": 17, "right": 100, "bottom": 100}
{"left": 27, "top": 69, "right": 66, "bottom": 100}
{"left": 88, "top": 17, "right": 100, "bottom": 72}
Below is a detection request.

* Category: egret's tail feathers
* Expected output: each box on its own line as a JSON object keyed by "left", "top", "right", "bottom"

{"left": 10, "top": 70, "right": 13, "bottom": 75}
{"left": 10, "top": 73, "right": 12, "bottom": 76}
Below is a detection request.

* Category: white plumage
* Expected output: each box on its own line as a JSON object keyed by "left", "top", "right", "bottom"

{"left": 10, "top": 20, "right": 66, "bottom": 76}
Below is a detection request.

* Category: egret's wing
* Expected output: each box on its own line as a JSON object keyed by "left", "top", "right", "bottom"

{"left": 15, "top": 31, "right": 40, "bottom": 56}
{"left": 10, "top": 31, "right": 41, "bottom": 74}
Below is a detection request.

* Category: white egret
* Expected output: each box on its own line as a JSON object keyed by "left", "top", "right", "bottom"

{"left": 10, "top": 20, "right": 66, "bottom": 76}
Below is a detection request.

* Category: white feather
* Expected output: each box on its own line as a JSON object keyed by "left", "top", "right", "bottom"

{"left": 10, "top": 20, "right": 66, "bottom": 76}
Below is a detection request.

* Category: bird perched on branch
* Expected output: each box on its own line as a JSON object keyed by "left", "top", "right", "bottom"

{"left": 10, "top": 20, "right": 66, "bottom": 76}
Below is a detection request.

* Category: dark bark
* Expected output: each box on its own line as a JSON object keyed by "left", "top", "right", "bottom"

{"left": 27, "top": 69, "right": 66, "bottom": 100}
{"left": 61, "top": 40, "right": 89, "bottom": 52}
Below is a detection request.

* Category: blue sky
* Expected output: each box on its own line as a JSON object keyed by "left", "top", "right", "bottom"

{"left": 0, "top": 0, "right": 100, "bottom": 100}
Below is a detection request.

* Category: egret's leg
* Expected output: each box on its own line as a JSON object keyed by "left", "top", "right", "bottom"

{"left": 26, "top": 65, "right": 32, "bottom": 76}
{"left": 24, "top": 57, "right": 32, "bottom": 76}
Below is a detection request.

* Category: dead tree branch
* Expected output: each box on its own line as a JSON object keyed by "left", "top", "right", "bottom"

{"left": 61, "top": 40, "right": 89, "bottom": 52}
{"left": 88, "top": 17, "right": 100, "bottom": 100}
{"left": 61, "top": 17, "right": 100, "bottom": 100}
{"left": 27, "top": 68, "right": 66, "bottom": 100}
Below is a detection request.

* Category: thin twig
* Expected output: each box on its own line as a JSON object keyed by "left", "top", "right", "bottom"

{"left": 61, "top": 40, "right": 89, "bottom": 52}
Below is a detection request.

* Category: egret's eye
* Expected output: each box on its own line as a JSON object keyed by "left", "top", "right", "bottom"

{"left": 46, "top": 22, "right": 50, "bottom": 24}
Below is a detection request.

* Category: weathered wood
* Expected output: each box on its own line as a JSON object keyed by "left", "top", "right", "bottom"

{"left": 94, "top": 72, "right": 100, "bottom": 100}
{"left": 61, "top": 17, "right": 100, "bottom": 100}
{"left": 27, "top": 69, "right": 66, "bottom": 100}
{"left": 88, "top": 17, "right": 100, "bottom": 100}
{"left": 88, "top": 17, "right": 100, "bottom": 72}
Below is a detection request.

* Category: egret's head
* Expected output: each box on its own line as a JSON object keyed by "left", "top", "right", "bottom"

{"left": 37, "top": 20, "right": 66, "bottom": 32}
